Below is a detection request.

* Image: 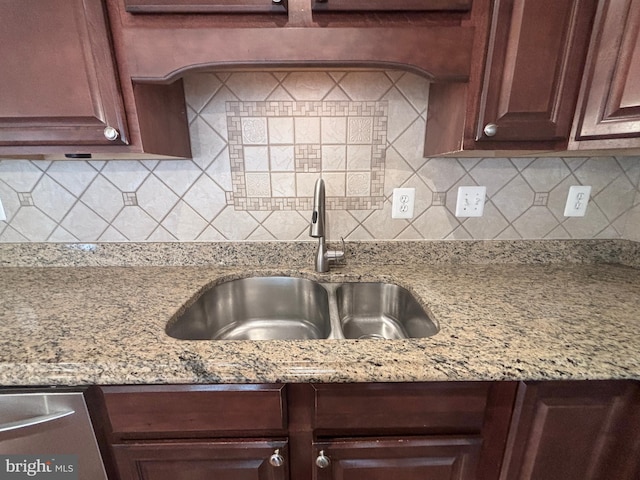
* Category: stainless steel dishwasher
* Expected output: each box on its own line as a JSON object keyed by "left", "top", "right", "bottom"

{"left": 0, "top": 391, "right": 108, "bottom": 479}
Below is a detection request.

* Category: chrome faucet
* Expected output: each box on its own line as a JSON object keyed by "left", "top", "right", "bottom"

{"left": 310, "top": 178, "right": 345, "bottom": 272}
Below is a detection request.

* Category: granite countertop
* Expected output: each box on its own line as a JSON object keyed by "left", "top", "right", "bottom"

{"left": 1, "top": 240, "right": 639, "bottom": 385}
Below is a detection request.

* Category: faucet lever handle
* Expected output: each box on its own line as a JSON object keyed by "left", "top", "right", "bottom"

{"left": 326, "top": 237, "right": 346, "bottom": 265}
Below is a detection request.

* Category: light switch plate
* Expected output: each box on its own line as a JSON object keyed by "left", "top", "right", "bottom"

{"left": 0, "top": 197, "right": 6, "bottom": 222}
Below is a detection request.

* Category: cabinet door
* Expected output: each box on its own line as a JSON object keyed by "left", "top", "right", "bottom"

{"left": 571, "top": 0, "right": 640, "bottom": 147}
{"left": 313, "top": 436, "right": 481, "bottom": 480}
{"left": 0, "top": 0, "right": 128, "bottom": 147}
{"left": 500, "top": 381, "right": 640, "bottom": 480}
{"left": 474, "top": 0, "right": 596, "bottom": 147}
{"left": 112, "top": 439, "right": 289, "bottom": 480}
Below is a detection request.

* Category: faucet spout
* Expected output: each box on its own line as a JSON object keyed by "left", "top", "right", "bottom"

{"left": 310, "top": 178, "right": 325, "bottom": 238}
{"left": 310, "top": 178, "right": 345, "bottom": 272}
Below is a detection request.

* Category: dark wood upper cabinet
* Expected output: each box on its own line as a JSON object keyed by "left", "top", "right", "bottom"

{"left": 5, "top": 0, "right": 639, "bottom": 157}
{"left": 571, "top": 0, "right": 640, "bottom": 150}
{"left": 0, "top": 0, "right": 191, "bottom": 157}
{"left": 473, "top": 0, "right": 597, "bottom": 148}
{"left": 0, "top": 0, "right": 129, "bottom": 147}
{"left": 500, "top": 381, "right": 640, "bottom": 480}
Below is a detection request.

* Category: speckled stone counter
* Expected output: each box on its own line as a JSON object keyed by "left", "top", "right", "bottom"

{"left": 1, "top": 240, "right": 639, "bottom": 386}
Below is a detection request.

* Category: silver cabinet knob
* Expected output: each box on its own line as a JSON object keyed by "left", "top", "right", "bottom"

{"left": 103, "top": 126, "right": 119, "bottom": 141}
{"left": 269, "top": 449, "right": 284, "bottom": 467}
{"left": 483, "top": 123, "right": 498, "bottom": 137}
{"left": 315, "top": 450, "right": 330, "bottom": 469}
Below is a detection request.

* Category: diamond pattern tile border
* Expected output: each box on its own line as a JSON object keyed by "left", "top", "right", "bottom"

{"left": 226, "top": 101, "right": 388, "bottom": 210}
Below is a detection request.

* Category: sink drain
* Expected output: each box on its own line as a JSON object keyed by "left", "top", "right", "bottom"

{"left": 357, "top": 334, "right": 386, "bottom": 340}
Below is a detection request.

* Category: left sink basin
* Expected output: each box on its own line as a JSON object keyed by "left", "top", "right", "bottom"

{"left": 166, "top": 276, "right": 331, "bottom": 340}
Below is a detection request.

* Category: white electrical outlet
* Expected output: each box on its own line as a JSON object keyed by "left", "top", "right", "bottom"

{"left": 455, "top": 186, "right": 486, "bottom": 217}
{"left": 392, "top": 188, "right": 416, "bottom": 219}
{"left": 0, "top": 197, "right": 6, "bottom": 222}
{"left": 564, "top": 185, "right": 591, "bottom": 217}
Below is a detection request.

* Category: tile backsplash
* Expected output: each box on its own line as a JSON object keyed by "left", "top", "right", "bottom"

{"left": 0, "top": 70, "right": 639, "bottom": 243}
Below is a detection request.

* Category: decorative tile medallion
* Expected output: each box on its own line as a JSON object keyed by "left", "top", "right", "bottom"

{"left": 226, "top": 101, "right": 388, "bottom": 210}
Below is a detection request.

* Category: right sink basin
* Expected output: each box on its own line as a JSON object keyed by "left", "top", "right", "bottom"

{"left": 335, "top": 282, "right": 439, "bottom": 340}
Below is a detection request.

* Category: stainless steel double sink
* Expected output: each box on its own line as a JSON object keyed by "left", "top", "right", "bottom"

{"left": 166, "top": 276, "right": 439, "bottom": 341}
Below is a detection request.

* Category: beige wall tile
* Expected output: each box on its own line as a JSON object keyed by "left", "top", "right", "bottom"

{"left": 225, "top": 72, "right": 278, "bottom": 100}
{"left": 161, "top": 201, "right": 208, "bottom": 241}
{"left": 60, "top": 203, "right": 108, "bottom": 241}
{"left": 321, "top": 117, "right": 347, "bottom": 144}
{"left": 81, "top": 176, "right": 124, "bottom": 223}
{"left": 270, "top": 146, "right": 295, "bottom": 171}
{"left": 268, "top": 117, "right": 294, "bottom": 144}
{"left": 245, "top": 173, "right": 271, "bottom": 197}
{"left": 271, "top": 173, "right": 296, "bottom": 197}
{"left": 10, "top": 208, "right": 57, "bottom": 241}
{"left": 0, "top": 160, "right": 43, "bottom": 192}
{"left": 322, "top": 145, "right": 346, "bottom": 171}
{"left": 347, "top": 173, "right": 371, "bottom": 196}
{"left": 282, "top": 72, "right": 335, "bottom": 100}
{"left": 346, "top": 145, "right": 372, "bottom": 170}
{"left": 294, "top": 117, "right": 321, "bottom": 144}
{"left": 296, "top": 173, "right": 319, "bottom": 197}
{"left": 1, "top": 71, "right": 638, "bottom": 244}
{"left": 242, "top": 118, "right": 268, "bottom": 145}
{"left": 111, "top": 207, "right": 157, "bottom": 241}
{"left": 244, "top": 146, "right": 270, "bottom": 171}
{"left": 323, "top": 172, "right": 346, "bottom": 196}
{"left": 340, "top": 72, "right": 392, "bottom": 100}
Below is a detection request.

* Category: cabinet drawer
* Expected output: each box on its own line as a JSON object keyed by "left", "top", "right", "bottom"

{"left": 312, "top": 0, "right": 471, "bottom": 12}
{"left": 125, "top": 0, "right": 470, "bottom": 13}
{"left": 313, "top": 382, "right": 490, "bottom": 434}
{"left": 101, "top": 385, "right": 286, "bottom": 438}
{"left": 124, "top": 0, "right": 286, "bottom": 13}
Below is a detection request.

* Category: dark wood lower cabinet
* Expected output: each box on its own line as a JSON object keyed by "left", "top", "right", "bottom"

{"left": 91, "top": 381, "right": 640, "bottom": 480}
{"left": 499, "top": 381, "right": 640, "bottom": 480}
{"left": 112, "top": 440, "right": 288, "bottom": 480}
{"left": 313, "top": 436, "right": 481, "bottom": 480}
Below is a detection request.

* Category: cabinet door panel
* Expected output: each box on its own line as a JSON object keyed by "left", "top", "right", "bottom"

{"left": 573, "top": 0, "right": 640, "bottom": 141}
{"left": 113, "top": 439, "right": 288, "bottom": 480}
{"left": 313, "top": 436, "right": 481, "bottom": 480}
{"left": 500, "top": 381, "right": 640, "bottom": 480}
{"left": 475, "top": 0, "right": 596, "bottom": 145}
{"left": 0, "top": 0, "right": 127, "bottom": 146}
